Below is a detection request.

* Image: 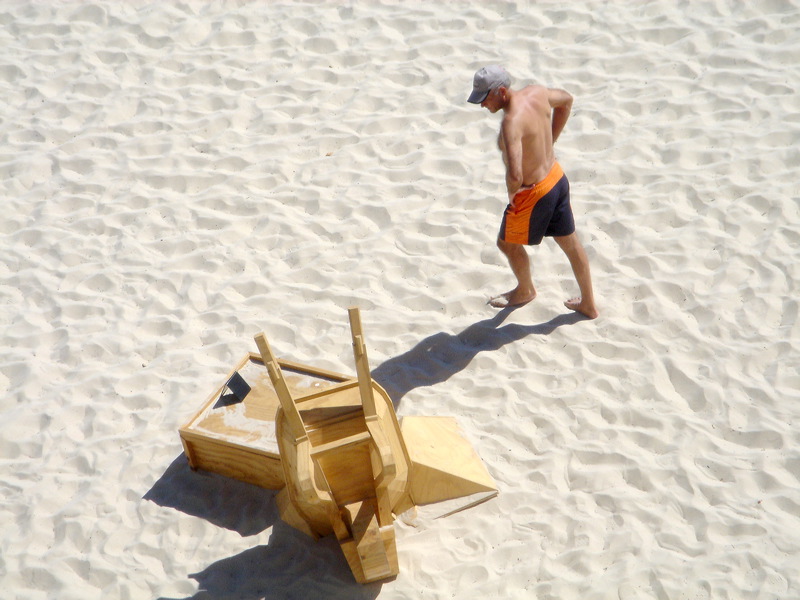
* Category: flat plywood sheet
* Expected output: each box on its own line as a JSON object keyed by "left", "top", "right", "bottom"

{"left": 401, "top": 416, "right": 497, "bottom": 508}
{"left": 187, "top": 357, "right": 346, "bottom": 453}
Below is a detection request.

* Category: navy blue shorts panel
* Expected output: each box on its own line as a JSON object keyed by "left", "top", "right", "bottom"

{"left": 499, "top": 174, "right": 575, "bottom": 245}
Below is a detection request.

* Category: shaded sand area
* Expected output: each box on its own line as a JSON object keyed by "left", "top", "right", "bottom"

{"left": 1, "top": 1, "right": 798, "bottom": 598}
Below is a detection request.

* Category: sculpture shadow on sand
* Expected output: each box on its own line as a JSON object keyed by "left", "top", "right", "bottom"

{"left": 146, "top": 457, "right": 383, "bottom": 600}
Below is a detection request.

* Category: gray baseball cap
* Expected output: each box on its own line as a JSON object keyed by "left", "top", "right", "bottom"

{"left": 468, "top": 65, "right": 511, "bottom": 103}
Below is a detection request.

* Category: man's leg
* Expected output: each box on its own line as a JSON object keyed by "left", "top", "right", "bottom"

{"left": 490, "top": 237, "right": 537, "bottom": 308}
{"left": 554, "top": 232, "right": 599, "bottom": 319}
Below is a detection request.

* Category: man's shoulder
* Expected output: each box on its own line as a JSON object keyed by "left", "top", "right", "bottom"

{"left": 513, "top": 85, "right": 551, "bottom": 109}
{"left": 520, "top": 84, "right": 550, "bottom": 97}
{"left": 507, "top": 86, "right": 549, "bottom": 119}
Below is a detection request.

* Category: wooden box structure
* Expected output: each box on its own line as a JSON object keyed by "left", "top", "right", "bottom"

{"left": 179, "top": 354, "right": 352, "bottom": 491}
{"left": 178, "top": 308, "right": 497, "bottom": 584}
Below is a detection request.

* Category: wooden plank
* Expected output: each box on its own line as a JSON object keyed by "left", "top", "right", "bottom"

{"left": 310, "top": 431, "right": 370, "bottom": 457}
{"left": 345, "top": 501, "right": 392, "bottom": 581}
{"left": 306, "top": 414, "right": 367, "bottom": 448}
{"left": 254, "top": 332, "right": 307, "bottom": 442}
{"left": 329, "top": 506, "right": 350, "bottom": 540}
{"left": 301, "top": 406, "right": 363, "bottom": 432}
{"left": 247, "top": 352, "right": 353, "bottom": 389}
{"left": 297, "top": 385, "right": 363, "bottom": 430}
{"left": 267, "top": 355, "right": 352, "bottom": 383}
{"left": 366, "top": 420, "right": 395, "bottom": 480}
{"left": 276, "top": 416, "right": 332, "bottom": 538}
{"left": 178, "top": 428, "right": 280, "bottom": 459}
{"left": 180, "top": 435, "right": 198, "bottom": 469}
{"left": 368, "top": 382, "right": 414, "bottom": 516}
{"left": 379, "top": 525, "right": 399, "bottom": 576}
{"left": 179, "top": 432, "right": 285, "bottom": 489}
{"left": 348, "top": 307, "right": 377, "bottom": 419}
{"left": 276, "top": 487, "right": 316, "bottom": 538}
{"left": 338, "top": 522, "right": 398, "bottom": 583}
{"left": 338, "top": 539, "right": 366, "bottom": 583}
{"left": 294, "top": 380, "right": 360, "bottom": 406}
{"left": 401, "top": 416, "right": 497, "bottom": 506}
{"left": 366, "top": 419, "right": 395, "bottom": 525}
{"left": 315, "top": 443, "right": 375, "bottom": 507}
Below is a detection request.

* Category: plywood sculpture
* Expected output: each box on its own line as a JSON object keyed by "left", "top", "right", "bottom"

{"left": 179, "top": 307, "right": 497, "bottom": 584}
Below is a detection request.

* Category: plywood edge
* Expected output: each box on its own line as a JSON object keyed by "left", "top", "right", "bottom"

{"left": 277, "top": 487, "right": 317, "bottom": 538}
{"left": 179, "top": 428, "right": 281, "bottom": 459}
{"left": 180, "top": 353, "right": 252, "bottom": 430}
{"left": 406, "top": 490, "right": 498, "bottom": 521}
{"left": 294, "top": 379, "right": 359, "bottom": 404}
{"left": 179, "top": 430, "right": 285, "bottom": 489}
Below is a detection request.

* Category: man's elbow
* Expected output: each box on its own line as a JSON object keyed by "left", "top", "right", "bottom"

{"left": 552, "top": 89, "right": 573, "bottom": 110}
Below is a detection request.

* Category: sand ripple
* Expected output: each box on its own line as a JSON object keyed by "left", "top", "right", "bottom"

{"left": 1, "top": 1, "right": 799, "bottom": 598}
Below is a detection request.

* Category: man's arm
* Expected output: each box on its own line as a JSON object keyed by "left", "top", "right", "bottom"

{"left": 501, "top": 117, "right": 524, "bottom": 201}
{"left": 548, "top": 88, "right": 573, "bottom": 143}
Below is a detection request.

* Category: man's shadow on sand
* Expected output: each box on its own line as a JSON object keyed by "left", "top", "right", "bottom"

{"left": 372, "top": 308, "right": 585, "bottom": 408}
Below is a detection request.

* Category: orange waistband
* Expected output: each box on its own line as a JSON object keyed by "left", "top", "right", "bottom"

{"left": 515, "top": 161, "right": 564, "bottom": 201}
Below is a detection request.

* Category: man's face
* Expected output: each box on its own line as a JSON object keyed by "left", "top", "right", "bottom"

{"left": 481, "top": 87, "right": 504, "bottom": 113}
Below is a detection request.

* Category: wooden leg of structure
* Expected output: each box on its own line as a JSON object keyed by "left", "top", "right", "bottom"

{"left": 254, "top": 332, "right": 307, "bottom": 443}
{"left": 340, "top": 500, "right": 396, "bottom": 583}
{"left": 348, "top": 307, "right": 377, "bottom": 419}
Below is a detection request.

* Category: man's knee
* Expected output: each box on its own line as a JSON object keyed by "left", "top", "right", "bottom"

{"left": 497, "top": 237, "right": 518, "bottom": 255}
{"left": 556, "top": 233, "right": 589, "bottom": 265}
{"left": 555, "top": 232, "right": 579, "bottom": 253}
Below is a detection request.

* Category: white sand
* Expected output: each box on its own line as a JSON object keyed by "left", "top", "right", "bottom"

{"left": 2, "top": 1, "right": 799, "bottom": 598}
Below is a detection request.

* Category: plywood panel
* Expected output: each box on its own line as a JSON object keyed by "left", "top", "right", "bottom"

{"left": 316, "top": 441, "right": 375, "bottom": 508}
{"left": 401, "top": 416, "right": 497, "bottom": 506}
{"left": 180, "top": 431, "right": 284, "bottom": 489}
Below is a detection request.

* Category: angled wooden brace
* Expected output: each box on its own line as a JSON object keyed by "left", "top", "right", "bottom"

{"left": 254, "top": 332, "right": 307, "bottom": 443}
{"left": 348, "top": 306, "right": 377, "bottom": 419}
{"left": 348, "top": 307, "right": 395, "bottom": 525}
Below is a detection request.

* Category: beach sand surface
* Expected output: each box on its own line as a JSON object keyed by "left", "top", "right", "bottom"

{"left": 1, "top": 1, "right": 799, "bottom": 598}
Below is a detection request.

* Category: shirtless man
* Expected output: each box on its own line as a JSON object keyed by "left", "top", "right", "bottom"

{"left": 468, "top": 65, "right": 598, "bottom": 319}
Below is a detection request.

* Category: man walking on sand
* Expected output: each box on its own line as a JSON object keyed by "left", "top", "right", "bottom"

{"left": 468, "top": 65, "right": 598, "bottom": 319}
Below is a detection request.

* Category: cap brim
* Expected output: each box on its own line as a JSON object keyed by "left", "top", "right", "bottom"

{"left": 467, "top": 88, "right": 489, "bottom": 104}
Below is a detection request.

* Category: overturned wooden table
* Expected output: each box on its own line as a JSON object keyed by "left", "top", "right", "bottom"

{"left": 179, "top": 307, "right": 497, "bottom": 584}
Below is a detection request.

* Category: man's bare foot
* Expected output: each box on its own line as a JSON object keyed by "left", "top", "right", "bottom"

{"left": 488, "top": 288, "right": 536, "bottom": 308}
{"left": 564, "top": 297, "right": 599, "bottom": 319}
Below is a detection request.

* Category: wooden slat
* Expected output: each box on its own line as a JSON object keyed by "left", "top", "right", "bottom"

{"left": 254, "top": 332, "right": 307, "bottom": 442}
{"left": 295, "top": 380, "right": 360, "bottom": 405}
{"left": 246, "top": 352, "right": 353, "bottom": 386}
{"left": 345, "top": 501, "right": 392, "bottom": 581}
{"left": 310, "top": 431, "right": 370, "bottom": 457}
{"left": 366, "top": 419, "right": 395, "bottom": 525}
{"left": 348, "top": 307, "right": 377, "bottom": 419}
{"left": 267, "top": 355, "right": 352, "bottom": 383}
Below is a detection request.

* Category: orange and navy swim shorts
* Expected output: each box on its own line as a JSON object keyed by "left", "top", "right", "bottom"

{"left": 498, "top": 161, "right": 575, "bottom": 245}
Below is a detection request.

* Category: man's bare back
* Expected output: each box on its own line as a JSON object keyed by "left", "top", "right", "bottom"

{"left": 495, "top": 85, "right": 573, "bottom": 201}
